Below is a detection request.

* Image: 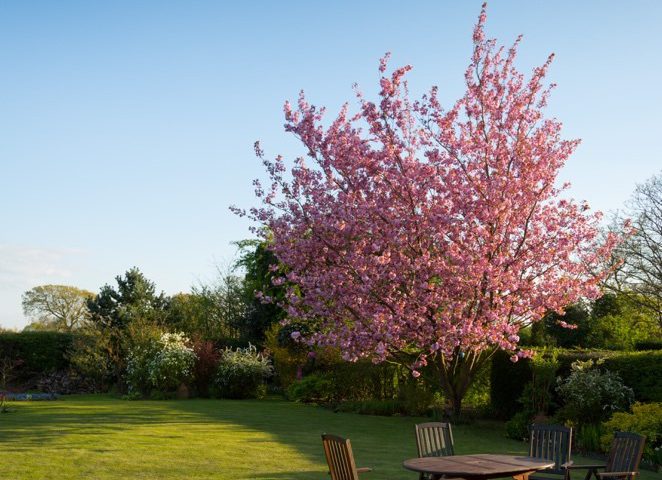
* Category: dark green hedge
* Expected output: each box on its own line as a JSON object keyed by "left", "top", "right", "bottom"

{"left": 284, "top": 353, "right": 446, "bottom": 416}
{"left": 490, "top": 348, "right": 662, "bottom": 418}
{"left": 490, "top": 350, "right": 533, "bottom": 419}
{"left": 634, "top": 340, "right": 662, "bottom": 351}
{"left": 603, "top": 351, "right": 662, "bottom": 402}
{"left": 0, "top": 331, "right": 76, "bottom": 383}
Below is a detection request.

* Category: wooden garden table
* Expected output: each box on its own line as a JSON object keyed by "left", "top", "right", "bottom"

{"left": 403, "top": 454, "right": 556, "bottom": 480}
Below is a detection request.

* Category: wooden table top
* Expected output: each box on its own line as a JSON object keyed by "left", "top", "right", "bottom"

{"left": 403, "top": 454, "right": 556, "bottom": 479}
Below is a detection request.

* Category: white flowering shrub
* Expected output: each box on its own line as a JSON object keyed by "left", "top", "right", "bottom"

{"left": 127, "top": 332, "right": 197, "bottom": 394}
{"left": 216, "top": 343, "right": 273, "bottom": 399}
{"left": 556, "top": 359, "right": 634, "bottom": 426}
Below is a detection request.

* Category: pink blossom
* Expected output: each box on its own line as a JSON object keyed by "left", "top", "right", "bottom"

{"left": 557, "top": 320, "right": 579, "bottom": 330}
{"left": 236, "top": 4, "right": 625, "bottom": 372}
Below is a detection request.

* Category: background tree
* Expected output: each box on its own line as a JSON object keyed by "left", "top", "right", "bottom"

{"left": 88, "top": 267, "right": 167, "bottom": 331}
{"left": 235, "top": 240, "right": 286, "bottom": 345}
{"left": 22, "top": 285, "right": 94, "bottom": 332}
{"left": 527, "top": 293, "right": 660, "bottom": 350}
{"left": 236, "top": 4, "right": 623, "bottom": 416}
{"left": 189, "top": 266, "right": 248, "bottom": 340}
{"left": 86, "top": 267, "right": 167, "bottom": 384}
{"left": 608, "top": 172, "right": 662, "bottom": 330}
{"left": 166, "top": 267, "right": 248, "bottom": 341}
{"left": 165, "top": 293, "right": 208, "bottom": 337}
{"left": 589, "top": 293, "right": 660, "bottom": 349}
{"left": 530, "top": 302, "right": 591, "bottom": 348}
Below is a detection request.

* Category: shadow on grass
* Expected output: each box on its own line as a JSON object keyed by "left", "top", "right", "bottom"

{"left": 0, "top": 395, "right": 526, "bottom": 479}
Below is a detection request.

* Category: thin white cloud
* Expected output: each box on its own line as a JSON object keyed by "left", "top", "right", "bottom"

{"left": 0, "top": 244, "right": 78, "bottom": 287}
{"left": 0, "top": 244, "right": 85, "bottom": 329}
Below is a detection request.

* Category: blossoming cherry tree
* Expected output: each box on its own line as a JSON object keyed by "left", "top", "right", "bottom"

{"left": 234, "top": 4, "right": 625, "bottom": 416}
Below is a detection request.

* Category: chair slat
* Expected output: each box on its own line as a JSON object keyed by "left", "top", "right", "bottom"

{"left": 529, "top": 424, "right": 572, "bottom": 478}
{"left": 322, "top": 434, "right": 366, "bottom": 480}
{"left": 606, "top": 432, "right": 646, "bottom": 476}
{"left": 415, "top": 422, "right": 454, "bottom": 458}
{"left": 415, "top": 422, "right": 455, "bottom": 480}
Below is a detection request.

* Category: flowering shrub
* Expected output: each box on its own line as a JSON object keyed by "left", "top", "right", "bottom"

{"left": 148, "top": 333, "right": 196, "bottom": 391}
{"left": 126, "top": 332, "right": 196, "bottom": 394}
{"left": 556, "top": 359, "right": 634, "bottom": 426}
{"left": 215, "top": 344, "right": 273, "bottom": 399}
{"left": 602, "top": 402, "right": 662, "bottom": 467}
{"left": 126, "top": 335, "right": 161, "bottom": 394}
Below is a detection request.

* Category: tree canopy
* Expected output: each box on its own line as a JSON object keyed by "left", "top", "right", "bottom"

{"left": 22, "top": 285, "right": 94, "bottom": 332}
{"left": 237, "top": 4, "right": 625, "bottom": 414}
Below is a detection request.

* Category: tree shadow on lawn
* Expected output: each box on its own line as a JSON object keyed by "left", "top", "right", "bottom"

{"left": 164, "top": 398, "right": 528, "bottom": 479}
{"left": 0, "top": 395, "right": 528, "bottom": 479}
{"left": 0, "top": 397, "right": 213, "bottom": 451}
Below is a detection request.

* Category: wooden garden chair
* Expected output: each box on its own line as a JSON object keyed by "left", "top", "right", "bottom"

{"left": 414, "top": 423, "right": 455, "bottom": 480}
{"left": 321, "top": 434, "right": 373, "bottom": 480}
{"left": 567, "top": 432, "right": 646, "bottom": 480}
{"left": 528, "top": 424, "right": 573, "bottom": 480}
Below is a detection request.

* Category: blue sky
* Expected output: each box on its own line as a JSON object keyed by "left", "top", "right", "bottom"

{"left": 1, "top": 1, "right": 661, "bottom": 329}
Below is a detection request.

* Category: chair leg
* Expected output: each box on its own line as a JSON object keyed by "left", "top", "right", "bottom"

{"left": 583, "top": 468, "right": 598, "bottom": 480}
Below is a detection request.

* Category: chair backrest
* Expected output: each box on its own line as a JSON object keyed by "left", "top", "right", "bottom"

{"left": 415, "top": 422, "right": 454, "bottom": 458}
{"left": 605, "top": 432, "right": 646, "bottom": 475}
{"left": 529, "top": 424, "right": 572, "bottom": 475}
{"left": 322, "top": 434, "right": 360, "bottom": 480}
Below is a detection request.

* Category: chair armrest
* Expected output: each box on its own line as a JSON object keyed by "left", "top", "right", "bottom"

{"left": 596, "top": 472, "right": 638, "bottom": 479}
{"left": 567, "top": 464, "right": 605, "bottom": 470}
{"left": 561, "top": 461, "right": 574, "bottom": 468}
{"left": 357, "top": 467, "right": 373, "bottom": 473}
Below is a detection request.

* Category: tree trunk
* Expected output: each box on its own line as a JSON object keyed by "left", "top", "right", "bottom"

{"left": 437, "top": 349, "right": 492, "bottom": 419}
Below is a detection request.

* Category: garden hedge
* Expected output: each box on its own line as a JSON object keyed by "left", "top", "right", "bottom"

{"left": 490, "top": 348, "right": 662, "bottom": 418}
{"left": 0, "top": 331, "right": 76, "bottom": 384}
{"left": 603, "top": 351, "right": 662, "bottom": 402}
{"left": 490, "top": 350, "right": 533, "bottom": 419}
{"left": 634, "top": 340, "right": 662, "bottom": 351}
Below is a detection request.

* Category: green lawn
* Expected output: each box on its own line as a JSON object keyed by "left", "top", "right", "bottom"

{"left": 0, "top": 395, "right": 657, "bottom": 480}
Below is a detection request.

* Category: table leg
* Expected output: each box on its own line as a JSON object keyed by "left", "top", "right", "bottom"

{"left": 512, "top": 470, "right": 535, "bottom": 480}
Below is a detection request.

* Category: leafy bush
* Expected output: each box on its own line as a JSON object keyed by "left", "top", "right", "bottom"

{"left": 491, "top": 348, "right": 662, "bottom": 418}
{"left": 264, "top": 323, "right": 308, "bottom": 389}
{"left": 126, "top": 332, "right": 196, "bottom": 394}
{"left": 287, "top": 373, "right": 335, "bottom": 403}
{"left": 504, "top": 350, "right": 560, "bottom": 441}
{"left": 602, "top": 402, "right": 662, "bottom": 466}
{"left": 520, "top": 349, "right": 559, "bottom": 416}
{"left": 191, "top": 339, "right": 220, "bottom": 397}
{"left": 575, "top": 424, "right": 603, "bottom": 453}
{"left": 215, "top": 344, "right": 273, "bottom": 399}
{"left": 556, "top": 359, "right": 634, "bottom": 426}
{"left": 505, "top": 411, "right": 531, "bottom": 441}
